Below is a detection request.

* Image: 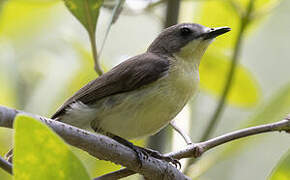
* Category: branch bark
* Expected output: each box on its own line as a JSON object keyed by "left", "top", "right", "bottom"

{"left": 0, "top": 105, "right": 189, "bottom": 180}
{"left": 0, "top": 156, "right": 12, "bottom": 175}
{"left": 0, "top": 105, "right": 289, "bottom": 179}
{"left": 97, "top": 116, "right": 290, "bottom": 179}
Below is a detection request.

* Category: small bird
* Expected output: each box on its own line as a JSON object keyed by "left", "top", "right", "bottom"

{"left": 51, "top": 23, "right": 230, "bottom": 166}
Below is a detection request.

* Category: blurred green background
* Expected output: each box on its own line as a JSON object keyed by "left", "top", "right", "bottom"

{"left": 0, "top": 0, "right": 289, "bottom": 179}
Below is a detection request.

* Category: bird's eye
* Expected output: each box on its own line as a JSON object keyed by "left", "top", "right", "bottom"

{"left": 180, "top": 27, "right": 192, "bottom": 36}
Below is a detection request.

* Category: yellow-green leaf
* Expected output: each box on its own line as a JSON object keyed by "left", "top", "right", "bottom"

{"left": 234, "top": 0, "right": 280, "bottom": 12}
{"left": 194, "top": 0, "right": 240, "bottom": 50}
{"left": 200, "top": 52, "right": 260, "bottom": 107}
{"left": 63, "top": 0, "right": 103, "bottom": 34}
{"left": 194, "top": 0, "right": 281, "bottom": 50}
{"left": 269, "top": 150, "right": 290, "bottom": 180}
{"left": 14, "top": 115, "right": 90, "bottom": 180}
{"left": 0, "top": 1, "right": 58, "bottom": 41}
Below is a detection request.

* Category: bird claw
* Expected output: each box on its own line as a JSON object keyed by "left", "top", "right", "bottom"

{"left": 110, "top": 134, "right": 181, "bottom": 169}
{"left": 131, "top": 147, "right": 146, "bottom": 168}
{"left": 134, "top": 146, "right": 181, "bottom": 169}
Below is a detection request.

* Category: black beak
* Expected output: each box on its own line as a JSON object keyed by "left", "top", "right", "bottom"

{"left": 203, "top": 27, "right": 231, "bottom": 40}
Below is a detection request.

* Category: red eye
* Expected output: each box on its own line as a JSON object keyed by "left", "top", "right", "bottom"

{"left": 180, "top": 27, "right": 192, "bottom": 36}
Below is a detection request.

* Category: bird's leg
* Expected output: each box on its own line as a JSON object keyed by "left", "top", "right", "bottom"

{"left": 105, "top": 132, "right": 181, "bottom": 169}
{"left": 110, "top": 135, "right": 147, "bottom": 168}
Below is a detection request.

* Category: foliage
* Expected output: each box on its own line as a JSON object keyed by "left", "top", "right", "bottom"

{"left": 269, "top": 150, "right": 290, "bottom": 180}
{"left": 14, "top": 115, "right": 90, "bottom": 180}
{"left": 64, "top": 0, "right": 103, "bottom": 36}
{"left": 199, "top": 52, "right": 260, "bottom": 107}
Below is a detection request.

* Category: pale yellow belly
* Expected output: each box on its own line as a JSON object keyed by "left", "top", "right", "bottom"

{"left": 92, "top": 69, "right": 199, "bottom": 139}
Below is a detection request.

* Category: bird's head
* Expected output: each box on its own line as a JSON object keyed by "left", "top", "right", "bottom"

{"left": 147, "top": 23, "right": 231, "bottom": 63}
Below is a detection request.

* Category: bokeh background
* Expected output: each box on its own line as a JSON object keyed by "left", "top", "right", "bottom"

{"left": 0, "top": 0, "right": 289, "bottom": 179}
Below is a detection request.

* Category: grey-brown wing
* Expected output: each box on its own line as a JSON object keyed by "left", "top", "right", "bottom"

{"left": 51, "top": 53, "right": 169, "bottom": 119}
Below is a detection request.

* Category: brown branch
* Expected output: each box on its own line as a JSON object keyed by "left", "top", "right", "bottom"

{"left": 0, "top": 105, "right": 189, "bottom": 180}
{"left": 0, "top": 105, "right": 289, "bottom": 179}
{"left": 97, "top": 117, "right": 290, "bottom": 179}
{"left": 170, "top": 120, "right": 192, "bottom": 145}
{"left": 168, "top": 118, "right": 290, "bottom": 159}
{"left": 0, "top": 156, "right": 12, "bottom": 175}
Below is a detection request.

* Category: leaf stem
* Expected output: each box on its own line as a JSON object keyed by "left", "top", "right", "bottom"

{"left": 83, "top": 0, "right": 103, "bottom": 76}
{"left": 88, "top": 31, "right": 103, "bottom": 76}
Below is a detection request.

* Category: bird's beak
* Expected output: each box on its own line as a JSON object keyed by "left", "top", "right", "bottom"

{"left": 203, "top": 27, "right": 231, "bottom": 40}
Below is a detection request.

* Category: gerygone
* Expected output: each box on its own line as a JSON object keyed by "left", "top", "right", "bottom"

{"left": 52, "top": 23, "right": 230, "bottom": 166}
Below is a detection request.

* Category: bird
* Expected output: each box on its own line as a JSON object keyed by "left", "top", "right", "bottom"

{"left": 51, "top": 23, "right": 231, "bottom": 166}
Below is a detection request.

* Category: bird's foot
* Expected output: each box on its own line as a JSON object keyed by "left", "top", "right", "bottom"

{"left": 135, "top": 146, "right": 181, "bottom": 169}
{"left": 110, "top": 134, "right": 180, "bottom": 168}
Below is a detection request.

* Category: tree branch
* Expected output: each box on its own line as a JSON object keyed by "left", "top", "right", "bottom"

{"left": 95, "top": 116, "right": 290, "bottom": 179}
{"left": 0, "top": 105, "right": 289, "bottom": 179}
{"left": 170, "top": 120, "right": 192, "bottom": 145}
{"left": 168, "top": 118, "right": 290, "bottom": 159}
{"left": 0, "top": 156, "right": 12, "bottom": 175}
{"left": 0, "top": 105, "right": 189, "bottom": 180}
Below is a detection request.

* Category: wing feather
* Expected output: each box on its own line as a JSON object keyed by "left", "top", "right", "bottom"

{"left": 51, "top": 53, "right": 169, "bottom": 119}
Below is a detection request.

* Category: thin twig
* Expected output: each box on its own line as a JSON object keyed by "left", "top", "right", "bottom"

{"left": 168, "top": 119, "right": 290, "bottom": 159}
{"left": 0, "top": 156, "right": 12, "bottom": 175}
{"left": 170, "top": 120, "right": 192, "bottom": 145}
{"left": 94, "top": 118, "right": 290, "bottom": 179}
{"left": 200, "top": 0, "right": 255, "bottom": 141}
{"left": 98, "top": 0, "right": 125, "bottom": 60}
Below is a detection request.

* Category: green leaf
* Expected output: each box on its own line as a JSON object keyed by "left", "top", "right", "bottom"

{"left": 0, "top": 1, "right": 58, "bottom": 40}
{"left": 200, "top": 52, "right": 260, "bottom": 107}
{"left": 234, "top": 0, "right": 280, "bottom": 12}
{"left": 63, "top": 0, "right": 103, "bottom": 35}
{"left": 269, "top": 150, "right": 290, "bottom": 180}
{"left": 194, "top": 0, "right": 240, "bottom": 50}
{"left": 14, "top": 115, "right": 90, "bottom": 180}
{"left": 194, "top": 0, "right": 281, "bottom": 50}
